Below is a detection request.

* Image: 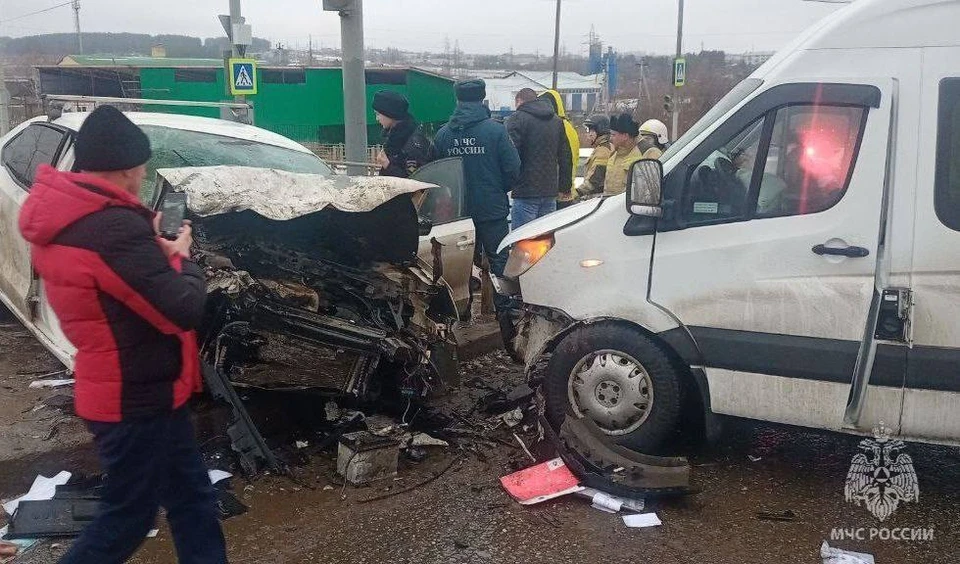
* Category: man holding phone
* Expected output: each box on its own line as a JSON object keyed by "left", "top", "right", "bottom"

{"left": 18, "top": 105, "right": 226, "bottom": 564}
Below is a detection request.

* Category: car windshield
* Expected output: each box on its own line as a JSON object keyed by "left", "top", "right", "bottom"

{"left": 139, "top": 125, "right": 331, "bottom": 204}
{"left": 660, "top": 78, "right": 763, "bottom": 164}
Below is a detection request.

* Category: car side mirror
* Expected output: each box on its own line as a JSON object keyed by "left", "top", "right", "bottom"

{"left": 627, "top": 159, "right": 664, "bottom": 218}
{"left": 418, "top": 218, "right": 433, "bottom": 237}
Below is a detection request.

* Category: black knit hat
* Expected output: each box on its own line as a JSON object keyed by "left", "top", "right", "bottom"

{"left": 74, "top": 105, "right": 151, "bottom": 172}
{"left": 372, "top": 90, "right": 409, "bottom": 120}
{"left": 610, "top": 112, "right": 639, "bottom": 137}
{"left": 455, "top": 79, "right": 486, "bottom": 102}
{"left": 584, "top": 115, "right": 610, "bottom": 136}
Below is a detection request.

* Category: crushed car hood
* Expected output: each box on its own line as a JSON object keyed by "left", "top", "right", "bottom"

{"left": 157, "top": 166, "right": 437, "bottom": 266}
{"left": 156, "top": 166, "right": 436, "bottom": 220}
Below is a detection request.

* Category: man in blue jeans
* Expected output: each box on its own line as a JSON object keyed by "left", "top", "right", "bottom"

{"left": 505, "top": 88, "right": 573, "bottom": 228}
{"left": 434, "top": 79, "right": 521, "bottom": 330}
{"left": 19, "top": 106, "right": 226, "bottom": 564}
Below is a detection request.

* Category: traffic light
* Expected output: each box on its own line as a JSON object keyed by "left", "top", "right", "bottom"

{"left": 664, "top": 95, "right": 674, "bottom": 113}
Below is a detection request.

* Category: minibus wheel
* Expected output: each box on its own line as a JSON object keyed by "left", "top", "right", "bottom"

{"left": 544, "top": 324, "right": 681, "bottom": 452}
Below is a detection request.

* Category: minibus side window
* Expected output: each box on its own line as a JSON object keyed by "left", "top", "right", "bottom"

{"left": 756, "top": 105, "right": 864, "bottom": 218}
{"left": 935, "top": 78, "right": 960, "bottom": 231}
{"left": 679, "top": 103, "right": 866, "bottom": 226}
{"left": 682, "top": 117, "right": 764, "bottom": 223}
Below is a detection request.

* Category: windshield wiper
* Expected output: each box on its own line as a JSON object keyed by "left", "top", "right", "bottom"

{"left": 172, "top": 149, "right": 193, "bottom": 167}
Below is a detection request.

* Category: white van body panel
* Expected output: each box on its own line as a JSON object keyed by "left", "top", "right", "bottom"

{"left": 507, "top": 0, "right": 960, "bottom": 445}
{"left": 516, "top": 198, "right": 679, "bottom": 334}
{"left": 897, "top": 43, "right": 960, "bottom": 442}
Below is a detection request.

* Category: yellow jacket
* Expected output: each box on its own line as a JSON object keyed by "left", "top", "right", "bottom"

{"left": 541, "top": 90, "right": 580, "bottom": 199}
{"left": 604, "top": 145, "right": 642, "bottom": 196}
{"left": 577, "top": 134, "right": 612, "bottom": 197}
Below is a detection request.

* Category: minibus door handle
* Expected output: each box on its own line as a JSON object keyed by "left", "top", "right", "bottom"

{"left": 812, "top": 244, "right": 870, "bottom": 258}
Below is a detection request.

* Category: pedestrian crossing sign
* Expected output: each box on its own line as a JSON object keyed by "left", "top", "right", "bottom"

{"left": 229, "top": 58, "right": 258, "bottom": 95}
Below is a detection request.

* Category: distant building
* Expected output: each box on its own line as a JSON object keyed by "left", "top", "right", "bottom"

{"left": 473, "top": 70, "right": 604, "bottom": 117}
{"left": 38, "top": 56, "right": 457, "bottom": 145}
{"left": 726, "top": 51, "right": 775, "bottom": 67}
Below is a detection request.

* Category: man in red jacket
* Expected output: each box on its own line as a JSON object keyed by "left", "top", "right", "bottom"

{"left": 18, "top": 105, "right": 226, "bottom": 564}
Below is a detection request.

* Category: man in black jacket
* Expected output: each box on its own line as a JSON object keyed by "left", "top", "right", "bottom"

{"left": 505, "top": 88, "right": 573, "bottom": 228}
{"left": 373, "top": 90, "right": 436, "bottom": 178}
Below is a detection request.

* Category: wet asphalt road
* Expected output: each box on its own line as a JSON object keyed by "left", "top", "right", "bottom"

{"left": 2, "top": 308, "right": 959, "bottom": 563}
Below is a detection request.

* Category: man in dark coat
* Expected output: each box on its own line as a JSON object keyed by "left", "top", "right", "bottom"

{"left": 18, "top": 105, "right": 226, "bottom": 564}
{"left": 505, "top": 88, "right": 573, "bottom": 227}
{"left": 434, "top": 79, "right": 521, "bottom": 320}
{"left": 372, "top": 90, "right": 436, "bottom": 178}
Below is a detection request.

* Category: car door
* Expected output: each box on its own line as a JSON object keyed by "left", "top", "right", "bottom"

{"left": 411, "top": 157, "right": 475, "bottom": 314}
{"left": 0, "top": 120, "right": 71, "bottom": 322}
{"left": 648, "top": 80, "right": 900, "bottom": 433}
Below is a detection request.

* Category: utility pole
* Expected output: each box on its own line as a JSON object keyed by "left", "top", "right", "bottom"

{"left": 551, "top": 0, "right": 561, "bottom": 90}
{"left": 672, "top": 0, "right": 684, "bottom": 141}
{"left": 308, "top": 35, "right": 314, "bottom": 66}
{"left": 0, "top": 64, "right": 10, "bottom": 137}
{"left": 324, "top": 0, "right": 368, "bottom": 175}
{"left": 229, "top": 0, "right": 244, "bottom": 105}
{"left": 72, "top": 0, "right": 83, "bottom": 54}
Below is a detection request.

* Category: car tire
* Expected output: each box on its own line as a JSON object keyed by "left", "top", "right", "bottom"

{"left": 544, "top": 324, "right": 682, "bottom": 453}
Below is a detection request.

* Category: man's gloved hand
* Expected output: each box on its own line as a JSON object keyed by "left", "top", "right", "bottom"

{"left": 557, "top": 189, "right": 577, "bottom": 202}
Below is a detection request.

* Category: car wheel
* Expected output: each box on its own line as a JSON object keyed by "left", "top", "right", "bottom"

{"left": 544, "top": 324, "right": 681, "bottom": 452}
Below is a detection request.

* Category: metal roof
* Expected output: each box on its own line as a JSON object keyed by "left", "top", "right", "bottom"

{"left": 508, "top": 71, "right": 603, "bottom": 92}
{"left": 58, "top": 55, "right": 224, "bottom": 68}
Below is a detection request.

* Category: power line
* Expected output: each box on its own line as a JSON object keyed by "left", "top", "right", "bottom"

{"left": 0, "top": 1, "right": 74, "bottom": 25}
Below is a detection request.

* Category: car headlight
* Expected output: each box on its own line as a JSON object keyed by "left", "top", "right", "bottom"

{"left": 504, "top": 235, "right": 554, "bottom": 279}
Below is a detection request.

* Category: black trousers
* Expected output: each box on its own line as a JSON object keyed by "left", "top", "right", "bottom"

{"left": 473, "top": 217, "right": 510, "bottom": 312}
{"left": 60, "top": 407, "right": 227, "bottom": 564}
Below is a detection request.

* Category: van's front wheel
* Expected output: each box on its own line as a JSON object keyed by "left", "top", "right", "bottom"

{"left": 544, "top": 324, "right": 681, "bottom": 453}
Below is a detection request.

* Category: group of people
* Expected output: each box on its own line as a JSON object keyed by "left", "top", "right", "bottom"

{"left": 370, "top": 78, "right": 669, "bottom": 342}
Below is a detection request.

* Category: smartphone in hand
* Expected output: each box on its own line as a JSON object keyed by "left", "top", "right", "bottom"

{"left": 159, "top": 193, "right": 188, "bottom": 240}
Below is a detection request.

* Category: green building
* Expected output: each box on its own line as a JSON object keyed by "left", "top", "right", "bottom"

{"left": 38, "top": 56, "right": 458, "bottom": 145}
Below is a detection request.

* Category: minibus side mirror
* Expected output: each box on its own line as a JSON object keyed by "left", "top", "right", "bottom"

{"left": 627, "top": 159, "right": 664, "bottom": 218}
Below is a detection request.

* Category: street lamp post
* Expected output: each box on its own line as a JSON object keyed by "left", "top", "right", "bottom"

{"left": 672, "top": 0, "right": 684, "bottom": 141}
{"left": 551, "top": 0, "right": 561, "bottom": 90}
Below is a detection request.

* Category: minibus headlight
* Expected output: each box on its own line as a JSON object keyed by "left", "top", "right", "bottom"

{"left": 504, "top": 235, "right": 554, "bottom": 279}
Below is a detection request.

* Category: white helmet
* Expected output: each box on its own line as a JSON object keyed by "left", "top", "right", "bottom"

{"left": 639, "top": 119, "right": 669, "bottom": 145}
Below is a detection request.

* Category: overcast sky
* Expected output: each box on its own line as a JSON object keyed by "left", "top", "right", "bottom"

{"left": 0, "top": 0, "right": 844, "bottom": 56}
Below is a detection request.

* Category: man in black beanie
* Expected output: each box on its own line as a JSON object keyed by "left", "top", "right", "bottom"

{"left": 18, "top": 105, "right": 227, "bottom": 564}
{"left": 434, "top": 79, "right": 521, "bottom": 343}
{"left": 604, "top": 112, "right": 643, "bottom": 196}
{"left": 372, "top": 90, "right": 436, "bottom": 177}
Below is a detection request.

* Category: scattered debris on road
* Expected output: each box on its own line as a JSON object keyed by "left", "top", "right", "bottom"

{"left": 500, "top": 458, "right": 583, "bottom": 505}
{"left": 27, "top": 379, "right": 74, "bottom": 389}
{"left": 756, "top": 509, "right": 799, "bottom": 522}
{"left": 821, "top": 541, "right": 875, "bottom": 564}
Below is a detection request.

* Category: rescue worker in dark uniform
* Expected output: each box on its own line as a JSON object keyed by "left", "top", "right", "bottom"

{"left": 372, "top": 90, "right": 436, "bottom": 178}
{"left": 434, "top": 79, "right": 521, "bottom": 341}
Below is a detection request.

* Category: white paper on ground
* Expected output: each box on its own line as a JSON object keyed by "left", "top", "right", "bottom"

{"left": 208, "top": 470, "right": 232, "bottom": 485}
{"left": 28, "top": 379, "right": 75, "bottom": 389}
{"left": 622, "top": 513, "right": 662, "bottom": 528}
{"left": 821, "top": 541, "right": 875, "bottom": 564}
{"left": 2, "top": 471, "right": 71, "bottom": 516}
{"left": 146, "top": 529, "right": 159, "bottom": 538}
